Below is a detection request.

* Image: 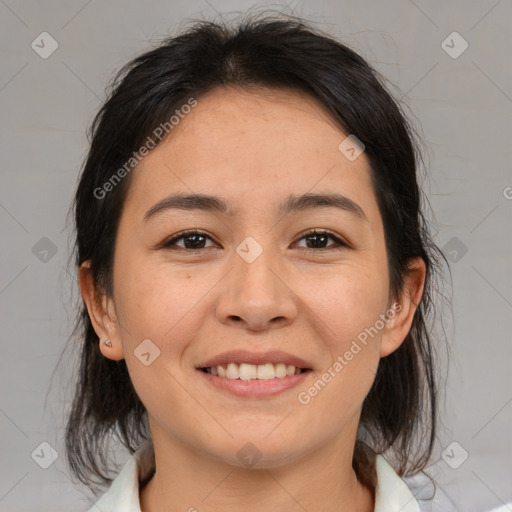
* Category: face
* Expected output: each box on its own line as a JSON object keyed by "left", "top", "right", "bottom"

{"left": 82, "top": 86, "right": 421, "bottom": 469}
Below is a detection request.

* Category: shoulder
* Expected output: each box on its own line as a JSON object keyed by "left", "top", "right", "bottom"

{"left": 374, "top": 455, "right": 421, "bottom": 512}
{"left": 375, "top": 455, "right": 458, "bottom": 512}
{"left": 85, "top": 440, "right": 154, "bottom": 512}
{"left": 400, "top": 461, "right": 458, "bottom": 512}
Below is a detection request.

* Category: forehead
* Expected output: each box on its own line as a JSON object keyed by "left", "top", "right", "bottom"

{"left": 123, "top": 86, "right": 376, "bottom": 220}
{"left": 164, "top": 85, "right": 351, "bottom": 154}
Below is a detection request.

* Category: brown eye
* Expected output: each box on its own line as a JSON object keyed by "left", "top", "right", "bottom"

{"left": 161, "top": 229, "right": 348, "bottom": 252}
{"left": 295, "top": 230, "right": 347, "bottom": 250}
{"left": 162, "top": 230, "right": 216, "bottom": 250}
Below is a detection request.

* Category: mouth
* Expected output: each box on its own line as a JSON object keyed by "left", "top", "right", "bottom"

{"left": 195, "top": 350, "right": 314, "bottom": 398}
{"left": 196, "top": 359, "right": 313, "bottom": 398}
{"left": 199, "top": 362, "right": 312, "bottom": 380}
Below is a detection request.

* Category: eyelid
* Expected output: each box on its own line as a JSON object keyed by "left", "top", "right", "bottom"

{"left": 159, "top": 228, "right": 350, "bottom": 252}
{"left": 160, "top": 229, "right": 217, "bottom": 250}
{"left": 293, "top": 229, "right": 350, "bottom": 250}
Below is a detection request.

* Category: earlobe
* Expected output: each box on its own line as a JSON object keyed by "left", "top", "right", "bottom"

{"left": 99, "top": 337, "right": 125, "bottom": 361}
{"left": 380, "top": 257, "right": 427, "bottom": 358}
{"left": 78, "top": 261, "right": 125, "bottom": 361}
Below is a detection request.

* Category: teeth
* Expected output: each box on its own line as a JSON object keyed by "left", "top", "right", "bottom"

{"left": 275, "top": 363, "right": 287, "bottom": 378}
{"left": 205, "top": 362, "right": 305, "bottom": 380}
{"left": 287, "top": 364, "right": 297, "bottom": 376}
{"left": 226, "top": 363, "right": 239, "bottom": 379}
{"left": 239, "top": 363, "right": 257, "bottom": 380}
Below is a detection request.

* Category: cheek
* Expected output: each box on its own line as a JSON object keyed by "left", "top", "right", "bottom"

{"left": 113, "top": 251, "right": 210, "bottom": 342}
{"left": 295, "top": 260, "right": 389, "bottom": 345}
{"left": 295, "top": 270, "right": 386, "bottom": 429}
{"left": 292, "top": 260, "right": 387, "bottom": 402}
{"left": 114, "top": 259, "right": 209, "bottom": 433}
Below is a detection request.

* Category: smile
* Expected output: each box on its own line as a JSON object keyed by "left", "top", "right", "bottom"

{"left": 197, "top": 363, "right": 312, "bottom": 398}
{"left": 201, "top": 362, "right": 309, "bottom": 380}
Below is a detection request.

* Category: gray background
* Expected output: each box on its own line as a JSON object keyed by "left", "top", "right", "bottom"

{"left": 1, "top": 1, "right": 511, "bottom": 511}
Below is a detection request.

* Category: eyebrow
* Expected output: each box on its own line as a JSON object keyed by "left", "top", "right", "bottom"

{"left": 143, "top": 191, "right": 367, "bottom": 222}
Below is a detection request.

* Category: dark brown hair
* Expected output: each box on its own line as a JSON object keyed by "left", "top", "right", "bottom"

{"left": 65, "top": 11, "right": 446, "bottom": 493}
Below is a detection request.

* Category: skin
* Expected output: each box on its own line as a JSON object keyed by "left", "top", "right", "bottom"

{"left": 79, "top": 86, "right": 426, "bottom": 512}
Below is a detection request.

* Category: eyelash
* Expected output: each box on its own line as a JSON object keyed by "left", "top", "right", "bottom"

{"left": 161, "top": 229, "right": 348, "bottom": 252}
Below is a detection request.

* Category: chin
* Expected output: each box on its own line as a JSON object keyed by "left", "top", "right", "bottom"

{"left": 206, "top": 436, "right": 308, "bottom": 470}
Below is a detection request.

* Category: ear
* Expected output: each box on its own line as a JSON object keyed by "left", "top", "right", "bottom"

{"left": 78, "top": 261, "right": 125, "bottom": 361}
{"left": 380, "top": 257, "right": 426, "bottom": 358}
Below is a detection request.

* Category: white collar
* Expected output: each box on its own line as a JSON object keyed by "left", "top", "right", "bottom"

{"left": 87, "top": 440, "right": 421, "bottom": 512}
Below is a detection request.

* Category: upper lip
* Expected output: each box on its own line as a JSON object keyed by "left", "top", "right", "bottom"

{"left": 197, "top": 350, "right": 313, "bottom": 369}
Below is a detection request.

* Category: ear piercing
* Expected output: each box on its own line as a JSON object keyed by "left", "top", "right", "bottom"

{"left": 104, "top": 340, "right": 112, "bottom": 347}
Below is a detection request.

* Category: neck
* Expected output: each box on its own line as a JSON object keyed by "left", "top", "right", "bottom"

{"left": 139, "top": 426, "right": 375, "bottom": 512}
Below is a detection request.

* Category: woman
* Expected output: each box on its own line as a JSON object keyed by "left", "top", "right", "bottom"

{"left": 66, "top": 13, "right": 448, "bottom": 512}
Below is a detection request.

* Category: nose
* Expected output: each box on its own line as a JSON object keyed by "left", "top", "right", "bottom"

{"left": 215, "top": 244, "right": 298, "bottom": 332}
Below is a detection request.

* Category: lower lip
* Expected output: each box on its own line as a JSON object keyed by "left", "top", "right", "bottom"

{"left": 196, "top": 369, "right": 312, "bottom": 398}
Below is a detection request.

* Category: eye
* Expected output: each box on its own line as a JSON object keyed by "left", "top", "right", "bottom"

{"left": 161, "top": 230, "right": 217, "bottom": 251}
{"left": 160, "top": 229, "right": 348, "bottom": 252}
{"left": 294, "top": 229, "right": 348, "bottom": 251}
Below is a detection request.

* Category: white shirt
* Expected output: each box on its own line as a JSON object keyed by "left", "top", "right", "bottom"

{"left": 86, "top": 440, "right": 454, "bottom": 512}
